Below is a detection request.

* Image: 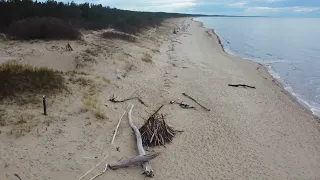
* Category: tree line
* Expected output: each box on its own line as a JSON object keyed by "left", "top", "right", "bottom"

{"left": 0, "top": 0, "right": 199, "bottom": 32}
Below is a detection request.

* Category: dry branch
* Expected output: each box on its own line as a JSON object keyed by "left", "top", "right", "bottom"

{"left": 128, "top": 104, "right": 155, "bottom": 177}
{"left": 111, "top": 104, "right": 130, "bottom": 145}
{"left": 89, "top": 153, "right": 159, "bottom": 180}
{"left": 228, "top": 84, "right": 256, "bottom": 89}
{"left": 182, "top": 93, "right": 210, "bottom": 111}
{"left": 79, "top": 154, "right": 109, "bottom": 180}
{"left": 65, "top": 43, "right": 73, "bottom": 51}
{"left": 140, "top": 105, "right": 180, "bottom": 147}
{"left": 109, "top": 94, "right": 147, "bottom": 106}
{"left": 14, "top": 174, "right": 22, "bottom": 180}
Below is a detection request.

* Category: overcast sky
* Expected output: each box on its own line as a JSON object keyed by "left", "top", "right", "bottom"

{"left": 69, "top": 0, "right": 320, "bottom": 17}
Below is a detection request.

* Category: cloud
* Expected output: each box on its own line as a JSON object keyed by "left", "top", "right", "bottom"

{"left": 294, "top": 7, "right": 320, "bottom": 12}
{"left": 72, "top": 0, "right": 320, "bottom": 16}
{"left": 245, "top": 6, "right": 320, "bottom": 14}
{"left": 229, "top": 2, "right": 247, "bottom": 8}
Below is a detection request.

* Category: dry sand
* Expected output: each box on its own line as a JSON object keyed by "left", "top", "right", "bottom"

{"left": 0, "top": 18, "right": 320, "bottom": 180}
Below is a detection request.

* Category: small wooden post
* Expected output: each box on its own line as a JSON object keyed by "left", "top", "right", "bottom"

{"left": 43, "top": 95, "right": 47, "bottom": 115}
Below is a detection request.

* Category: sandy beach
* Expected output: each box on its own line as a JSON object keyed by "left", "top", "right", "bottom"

{"left": 0, "top": 18, "right": 319, "bottom": 180}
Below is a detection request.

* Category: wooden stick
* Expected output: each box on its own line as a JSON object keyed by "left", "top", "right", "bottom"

{"left": 151, "top": 105, "right": 164, "bottom": 117}
{"left": 228, "top": 84, "right": 256, "bottom": 89}
{"left": 14, "top": 174, "right": 22, "bottom": 180}
{"left": 89, "top": 165, "right": 108, "bottom": 180}
{"left": 79, "top": 154, "right": 109, "bottom": 180}
{"left": 182, "top": 93, "right": 210, "bottom": 111}
{"left": 128, "top": 104, "right": 155, "bottom": 177}
{"left": 109, "top": 95, "right": 148, "bottom": 106}
{"left": 111, "top": 104, "right": 130, "bottom": 145}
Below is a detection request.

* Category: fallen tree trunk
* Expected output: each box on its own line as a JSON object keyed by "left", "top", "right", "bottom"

{"left": 128, "top": 104, "right": 155, "bottom": 177}
{"left": 108, "top": 153, "right": 160, "bottom": 170}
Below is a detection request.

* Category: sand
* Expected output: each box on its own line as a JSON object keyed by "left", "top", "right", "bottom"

{"left": 0, "top": 18, "right": 319, "bottom": 180}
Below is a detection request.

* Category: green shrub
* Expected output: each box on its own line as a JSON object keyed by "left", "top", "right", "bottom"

{"left": 5, "top": 17, "right": 81, "bottom": 40}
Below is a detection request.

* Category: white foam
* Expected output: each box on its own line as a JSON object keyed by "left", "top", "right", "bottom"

{"left": 267, "top": 67, "right": 320, "bottom": 116}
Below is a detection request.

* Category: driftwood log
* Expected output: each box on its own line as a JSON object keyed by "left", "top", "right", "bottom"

{"left": 108, "top": 153, "right": 160, "bottom": 170}
{"left": 128, "top": 104, "right": 155, "bottom": 177}
{"left": 228, "top": 84, "right": 256, "bottom": 89}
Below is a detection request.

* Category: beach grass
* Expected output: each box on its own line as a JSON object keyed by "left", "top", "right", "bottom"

{"left": 80, "top": 78, "right": 107, "bottom": 120}
{"left": 101, "top": 31, "right": 136, "bottom": 42}
{"left": 0, "top": 62, "right": 65, "bottom": 102}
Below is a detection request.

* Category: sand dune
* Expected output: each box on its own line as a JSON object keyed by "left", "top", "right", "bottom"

{"left": 0, "top": 18, "right": 319, "bottom": 180}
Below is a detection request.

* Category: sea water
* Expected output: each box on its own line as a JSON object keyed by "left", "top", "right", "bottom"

{"left": 195, "top": 17, "right": 320, "bottom": 116}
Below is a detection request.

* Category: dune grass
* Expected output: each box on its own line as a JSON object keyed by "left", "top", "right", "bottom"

{"left": 0, "top": 62, "right": 65, "bottom": 102}
{"left": 77, "top": 77, "right": 107, "bottom": 120}
{"left": 101, "top": 31, "right": 136, "bottom": 42}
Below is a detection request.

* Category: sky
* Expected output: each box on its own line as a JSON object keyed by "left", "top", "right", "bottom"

{"left": 72, "top": 0, "right": 320, "bottom": 17}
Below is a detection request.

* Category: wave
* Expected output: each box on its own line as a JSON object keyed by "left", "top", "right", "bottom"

{"left": 267, "top": 67, "right": 320, "bottom": 116}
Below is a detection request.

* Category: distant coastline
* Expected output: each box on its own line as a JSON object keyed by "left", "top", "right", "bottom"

{"left": 199, "top": 15, "right": 267, "bottom": 18}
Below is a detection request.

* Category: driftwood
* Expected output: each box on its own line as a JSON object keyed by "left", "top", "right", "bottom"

{"left": 88, "top": 153, "right": 159, "bottom": 180}
{"left": 228, "top": 84, "right": 256, "bottom": 89}
{"left": 14, "top": 174, "right": 22, "bottom": 180}
{"left": 109, "top": 94, "right": 147, "bottom": 107}
{"left": 79, "top": 154, "right": 109, "bottom": 180}
{"left": 140, "top": 105, "right": 181, "bottom": 147}
{"left": 108, "top": 153, "right": 160, "bottom": 170}
{"left": 111, "top": 104, "right": 130, "bottom": 145}
{"left": 171, "top": 40, "right": 181, "bottom": 44}
{"left": 182, "top": 93, "right": 210, "bottom": 111}
{"left": 85, "top": 105, "right": 158, "bottom": 179}
{"left": 128, "top": 104, "right": 155, "bottom": 177}
{"left": 65, "top": 43, "right": 73, "bottom": 51}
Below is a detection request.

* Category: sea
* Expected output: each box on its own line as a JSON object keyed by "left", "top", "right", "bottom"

{"left": 195, "top": 17, "right": 320, "bottom": 116}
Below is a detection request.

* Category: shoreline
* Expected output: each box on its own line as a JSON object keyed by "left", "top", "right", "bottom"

{"left": 192, "top": 17, "right": 320, "bottom": 118}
